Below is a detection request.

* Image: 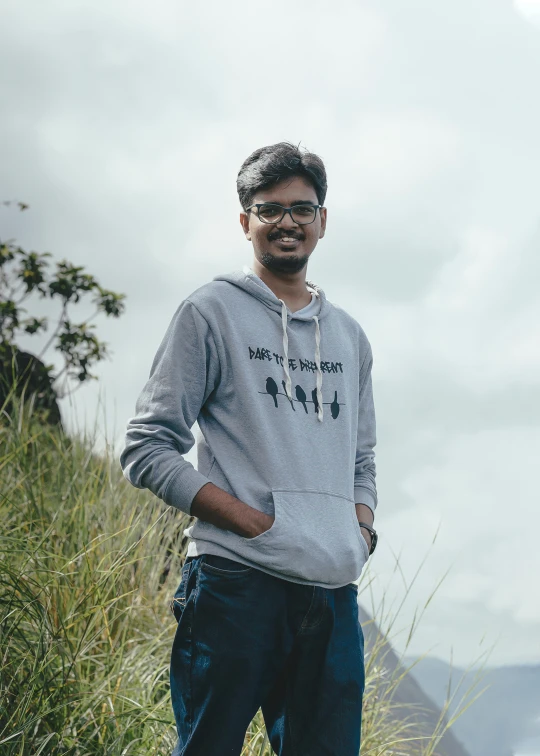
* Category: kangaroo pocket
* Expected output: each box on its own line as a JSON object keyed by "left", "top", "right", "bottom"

{"left": 234, "top": 488, "right": 369, "bottom": 586}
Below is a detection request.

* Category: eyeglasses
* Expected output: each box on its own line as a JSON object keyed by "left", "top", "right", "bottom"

{"left": 246, "top": 203, "right": 322, "bottom": 225}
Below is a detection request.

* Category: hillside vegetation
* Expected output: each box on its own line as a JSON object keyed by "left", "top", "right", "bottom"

{"left": 0, "top": 399, "right": 470, "bottom": 755}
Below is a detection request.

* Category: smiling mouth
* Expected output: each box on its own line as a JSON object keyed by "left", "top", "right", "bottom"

{"left": 272, "top": 236, "right": 302, "bottom": 244}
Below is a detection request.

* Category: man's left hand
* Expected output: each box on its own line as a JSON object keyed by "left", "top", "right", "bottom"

{"left": 355, "top": 502, "right": 374, "bottom": 555}
{"left": 359, "top": 526, "right": 372, "bottom": 554}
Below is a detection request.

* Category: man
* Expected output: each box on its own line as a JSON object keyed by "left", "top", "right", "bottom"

{"left": 120, "top": 142, "right": 378, "bottom": 756}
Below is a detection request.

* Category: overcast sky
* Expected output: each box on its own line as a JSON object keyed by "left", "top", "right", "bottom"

{"left": 2, "top": 0, "right": 539, "bottom": 668}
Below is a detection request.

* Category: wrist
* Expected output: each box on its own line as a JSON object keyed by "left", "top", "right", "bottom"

{"left": 355, "top": 502, "right": 374, "bottom": 527}
{"left": 243, "top": 507, "right": 273, "bottom": 538}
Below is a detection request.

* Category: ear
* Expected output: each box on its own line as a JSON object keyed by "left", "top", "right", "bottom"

{"left": 240, "top": 211, "right": 251, "bottom": 240}
{"left": 318, "top": 207, "right": 327, "bottom": 239}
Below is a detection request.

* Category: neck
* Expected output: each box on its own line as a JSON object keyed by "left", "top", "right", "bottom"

{"left": 251, "top": 258, "right": 307, "bottom": 299}
{"left": 251, "top": 259, "right": 311, "bottom": 306}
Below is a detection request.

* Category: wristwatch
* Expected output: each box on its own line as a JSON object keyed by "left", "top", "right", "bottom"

{"left": 357, "top": 522, "right": 378, "bottom": 556}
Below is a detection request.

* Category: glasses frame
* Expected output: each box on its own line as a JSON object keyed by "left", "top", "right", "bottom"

{"left": 245, "top": 202, "right": 323, "bottom": 225}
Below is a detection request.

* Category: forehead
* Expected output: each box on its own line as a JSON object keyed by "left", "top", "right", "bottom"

{"left": 252, "top": 176, "right": 318, "bottom": 205}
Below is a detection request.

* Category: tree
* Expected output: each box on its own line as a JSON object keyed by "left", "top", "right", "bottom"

{"left": 1, "top": 201, "right": 126, "bottom": 425}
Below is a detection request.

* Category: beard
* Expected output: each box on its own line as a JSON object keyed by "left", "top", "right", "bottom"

{"left": 260, "top": 250, "right": 310, "bottom": 274}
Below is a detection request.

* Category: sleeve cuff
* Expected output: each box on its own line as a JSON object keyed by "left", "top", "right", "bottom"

{"left": 163, "top": 467, "right": 210, "bottom": 515}
{"left": 354, "top": 487, "right": 377, "bottom": 515}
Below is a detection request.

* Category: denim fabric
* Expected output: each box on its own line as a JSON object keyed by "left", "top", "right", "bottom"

{"left": 169, "top": 554, "right": 365, "bottom": 756}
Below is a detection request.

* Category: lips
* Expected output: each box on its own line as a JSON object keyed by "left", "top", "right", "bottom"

{"left": 268, "top": 229, "right": 303, "bottom": 240}
{"left": 273, "top": 237, "right": 300, "bottom": 248}
{"left": 270, "top": 234, "right": 303, "bottom": 246}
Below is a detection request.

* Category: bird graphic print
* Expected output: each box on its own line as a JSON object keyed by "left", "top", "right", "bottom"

{"left": 250, "top": 343, "right": 345, "bottom": 421}
{"left": 258, "top": 378, "right": 344, "bottom": 419}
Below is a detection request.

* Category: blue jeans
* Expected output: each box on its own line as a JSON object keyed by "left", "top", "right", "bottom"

{"left": 169, "top": 554, "right": 365, "bottom": 756}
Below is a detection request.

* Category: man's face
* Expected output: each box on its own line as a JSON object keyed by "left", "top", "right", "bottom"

{"left": 239, "top": 176, "right": 327, "bottom": 274}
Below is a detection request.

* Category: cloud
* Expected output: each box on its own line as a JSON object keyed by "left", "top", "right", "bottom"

{"left": 1, "top": 0, "right": 539, "bottom": 667}
{"left": 369, "top": 425, "right": 540, "bottom": 665}
{"left": 514, "top": 0, "right": 540, "bottom": 26}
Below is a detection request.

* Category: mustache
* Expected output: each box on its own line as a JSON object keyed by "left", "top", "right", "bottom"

{"left": 267, "top": 229, "right": 305, "bottom": 241}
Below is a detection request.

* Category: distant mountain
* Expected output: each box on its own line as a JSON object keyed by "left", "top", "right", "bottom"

{"left": 359, "top": 604, "right": 471, "bottom": 756}
{"left": 403, "top": 655, "right": 540, "bottom": 756}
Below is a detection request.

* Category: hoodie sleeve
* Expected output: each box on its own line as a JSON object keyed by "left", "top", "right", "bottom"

{"left": 119, "top": 299, "right": 220, "bottom": 515}
{"left": 354, "top": 346, "right": 378, "bottom": 514}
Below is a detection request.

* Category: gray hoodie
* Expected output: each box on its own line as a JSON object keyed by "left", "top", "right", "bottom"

{"left": 120, "top": 267, "right": 377, "bottom": 589}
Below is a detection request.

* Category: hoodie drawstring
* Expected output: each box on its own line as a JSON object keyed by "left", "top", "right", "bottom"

{"left": 278, "top": 297, "right": 324, "bottom": 423}
{"left": 312, "top": 314, "right": 324, "bottom": 422}
{"left": 280, "top": 299, "right": 293, "bottom": 403}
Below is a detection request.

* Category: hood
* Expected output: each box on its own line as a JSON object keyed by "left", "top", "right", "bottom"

{"left": 212, "top": 268, "right": 330, "bottom": 422}
{"left": 213, "top": 267, "right": 330, "bottom": 322}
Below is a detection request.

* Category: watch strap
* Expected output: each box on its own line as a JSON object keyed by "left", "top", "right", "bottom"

{"left": 357, "top": 522, "right": 378, "bottom": 555}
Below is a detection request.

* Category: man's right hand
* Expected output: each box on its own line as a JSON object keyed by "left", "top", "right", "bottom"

{"left": 191, "top": 482, "right": 274, "bottom": 539}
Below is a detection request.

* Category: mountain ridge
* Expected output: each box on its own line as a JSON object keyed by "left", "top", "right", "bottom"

{"left": 403, "top": 654, "right": 540, "bottom": 756}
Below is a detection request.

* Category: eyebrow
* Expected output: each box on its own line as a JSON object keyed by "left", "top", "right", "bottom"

{"left": 263, "top": 200, "right": 317, "bottom": 206}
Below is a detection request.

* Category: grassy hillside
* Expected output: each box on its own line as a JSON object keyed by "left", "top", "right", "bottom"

{"left": 0, "top": 400, "right": 474, "bottom": 755}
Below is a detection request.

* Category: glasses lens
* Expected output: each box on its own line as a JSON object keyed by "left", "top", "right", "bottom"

{"left": 291, "top": 205, "right": 317, "bottom": 224}
{"left": 257, "top": 204, "right": 284, "bottom": 223}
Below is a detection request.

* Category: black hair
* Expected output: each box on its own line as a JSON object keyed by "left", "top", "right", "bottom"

{"left": 236, "top": 142, "right": 328, "bottom": 211}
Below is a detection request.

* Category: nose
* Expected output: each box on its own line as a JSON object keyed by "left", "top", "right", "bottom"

{"left": 276, "top": 209, "right": 299, "bottom": 228}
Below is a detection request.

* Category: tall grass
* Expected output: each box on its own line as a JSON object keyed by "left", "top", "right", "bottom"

{"left": 0, "top": 395, "right": 480, "bottom": 755}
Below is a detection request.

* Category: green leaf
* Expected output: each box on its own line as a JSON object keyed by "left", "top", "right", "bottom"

{"left": 23, "top": 316, "right": 48, "bottom": 336}
{"left": 18, "top": 250, "right": 51, "bottom": 294}
{"left": 49, "top": 260, "right": 98, "bottom": 303}
{"left": 94, "top": 288, "right": 127, "bottom": 318}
